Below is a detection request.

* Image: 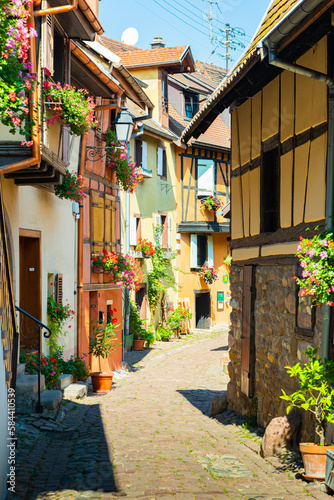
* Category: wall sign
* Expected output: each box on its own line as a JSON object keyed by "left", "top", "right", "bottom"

{"left": 217, "top": 291, "right": 224, "bottom": 311}
{"left": 222, "top": 274, "right": 229, "bottom": 284}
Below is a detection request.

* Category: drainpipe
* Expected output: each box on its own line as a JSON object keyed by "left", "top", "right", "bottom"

{"left": 34, "top": 0, "right": 78, "bottom": 17}
{"left": 77, "top": 132, "right": 88, "bottom": 357}
{"left": 268, "top": 49, "right": 334, "bottom": 360}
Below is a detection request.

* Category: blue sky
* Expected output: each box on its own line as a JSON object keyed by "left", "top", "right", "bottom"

{"left": 99, "top": 0, "right": 271, "bottom": 69}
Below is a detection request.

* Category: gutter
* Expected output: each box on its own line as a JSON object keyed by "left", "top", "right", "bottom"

{"left": 1, "top": 3, "right": 40, "bottom": 174}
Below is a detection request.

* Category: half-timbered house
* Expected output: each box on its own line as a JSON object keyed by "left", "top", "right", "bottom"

{"left": 181, "top": 0, "right": 333, "bottom": 437}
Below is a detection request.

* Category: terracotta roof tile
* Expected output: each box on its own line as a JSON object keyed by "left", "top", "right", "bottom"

{"left": 195, "top": 60, "right": 226, "bottom": 85}
{"left": 99, "top": 36, "right": 139, "bottom": 53}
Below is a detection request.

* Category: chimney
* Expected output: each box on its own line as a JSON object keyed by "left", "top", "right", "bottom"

{"left": 150, "top": 37, "right": 165, "bottom": 49}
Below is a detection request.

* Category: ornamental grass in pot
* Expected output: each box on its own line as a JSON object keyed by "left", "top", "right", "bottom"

{"left": 281, "top": 348, "right": 334, "bottom": 480}
{"left": 89, "top": 317, "right": 119, "bottom": 392}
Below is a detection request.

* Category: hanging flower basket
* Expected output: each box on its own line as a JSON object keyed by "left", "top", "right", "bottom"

{"left": 295, "top": 228, "right": 334, "bottom": 307}
{"left": 43, "top": 73, "right": 96, "bottom": 136}
{"left": 92, "top": 249, "right": 144, "bottom": 291}
{"left": 199, "top": 264, "right": 218, "bottom": 285}
{"left": 54, "top": 169, "right": 85, "bottom": 202}
{"left": 105, "top": 128, "right": 143, "bottom": 192}
{"left": 0, "top": 1, "right": 38, "bottom": 137}
{"left": 201, "top": 196, "right": 222, "bottom": 213}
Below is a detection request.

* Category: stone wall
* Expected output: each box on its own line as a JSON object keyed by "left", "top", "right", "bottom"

{"left": 227, "top": 263, "right": 322, "bottom": 441}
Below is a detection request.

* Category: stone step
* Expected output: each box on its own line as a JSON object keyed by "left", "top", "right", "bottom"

{"left": 40, "top": 390, "right": 62, "bottom": 419}
{"left": 58, "top": 373, "right": 73, "bottom": 390}
{"left": 16, "top": 373, "right": 45, "bottom": 414}
{"left": 17, "top": 363, "right": 25, "bottom": 378}
{"left": 63, "top": 383, "right": 87, "bottom": 399}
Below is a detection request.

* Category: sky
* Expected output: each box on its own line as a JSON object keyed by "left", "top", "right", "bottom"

{"left": 99, "top": 0, "right": 271, "bottom": 70}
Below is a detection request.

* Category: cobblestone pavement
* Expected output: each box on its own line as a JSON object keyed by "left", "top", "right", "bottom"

{"left": 10, "top": 330, "right": 329, "bottom": 500}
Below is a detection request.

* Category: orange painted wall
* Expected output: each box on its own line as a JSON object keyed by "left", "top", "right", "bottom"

{"left": 177, "top": 232, "right": 231, "bottom": 328}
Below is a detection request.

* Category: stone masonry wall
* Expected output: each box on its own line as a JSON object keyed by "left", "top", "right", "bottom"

{"left": 227, "top": 264, "right": 322, "bottom": 441}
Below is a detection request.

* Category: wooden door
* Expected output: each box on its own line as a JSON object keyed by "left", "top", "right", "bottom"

{"left": 19, "top": 232, "right": 41, "bottom": 350}
{"left": 135, "top": 285, "right": 147, "bottom": 320}
{"left": 195, "top": 291, "right": 211, "bottom": 329}
{"left": 241, "top": 265, "right": 255, "bottom": 397}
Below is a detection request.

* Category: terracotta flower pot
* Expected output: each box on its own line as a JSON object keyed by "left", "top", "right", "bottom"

{"left": 133, "top": 338, "right": 145, "bottom": 351}
{"left": 90, "top": 372, "right": 113, "bottom": 393}
{"left": 300, "top": 442, "right": 334, "bottom": 481}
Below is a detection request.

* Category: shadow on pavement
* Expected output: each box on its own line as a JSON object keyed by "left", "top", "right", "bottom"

{"left": 10, "top": 400, "right": 118, "bottom": 499}
{"left": 210, "top": 345, "right": 229, "bottom": 351}
{"left": 178, "top": 389, "right": 225, "bottom": 416}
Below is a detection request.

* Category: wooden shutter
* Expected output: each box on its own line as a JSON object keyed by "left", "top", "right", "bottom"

{"left": 190, "top": 234, "right": 197, "bottom": 268}
{"left": 207, "top": 235, "right": 214, "bottom": 266}
{"left": 154, "top": 214, "right": 162, "bottom": 246}
{"left": 142, "top": 141, "right": 148, "bottom": 170}
{"left": 168, "top": 215, "right": 172, "bottom": 250}
{"left": 56, "top": 274, "right": 63, "bottom": 304}
{"left": 130, "top": 217, "right": 137, "bottom": 246}
{"left": 157, "top": 147, "right": 163, "bottom": 176}
{"left": 42, "top": 12, "right": 54, "bottom": 73}
{"left": 163, "top": 149, "right": 167, "bottom": 178}
{"left": 91, "top": 191, "right": 104, "bottom": 255}
{"left": 104, "top": 194, "right": 115, "bottom": 253}
{"left": 241, "top": 266, "right": 255, "bottom": 397}
{"left": 115, "top": 197, "right": 121, "bottom": 253}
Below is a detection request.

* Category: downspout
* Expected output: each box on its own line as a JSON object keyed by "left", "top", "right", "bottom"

{"left": 77, "top": 132, "right": 88, "bottom": 357}
{"left": 34, "top": 0, "right": 78, "bottom": 17}
{"left": 1, "top": 3, "right": 41, "bottom": 174}
{"left": 268, "top": 48, "right": 334, "bottom": 360}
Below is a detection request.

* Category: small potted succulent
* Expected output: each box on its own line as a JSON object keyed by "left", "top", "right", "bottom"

{"left": 199, "top": 263, "right": 218, "bottom": 285}
{"left": 281, "top": 348, "right": 334, "bottom": 480}
{"left": 89, "top": 317, "right": 119, "bottom": 392}
{"left": 201, "top": 196, "right": 222, "bottom": 213}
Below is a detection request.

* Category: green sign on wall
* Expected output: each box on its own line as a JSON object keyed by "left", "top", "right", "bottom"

{"left": 217, "top": 292, "right": 224, "bottom": 311}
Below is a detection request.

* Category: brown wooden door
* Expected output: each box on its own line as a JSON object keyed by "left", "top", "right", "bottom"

{"left": 19, "top": 234, "right": 41, "bottom": 350}
{"left": 136, "top": 285, "right": 147, "bottom": 320}
{"left": 241, "top": 265, "right": 255, "bottom": 397}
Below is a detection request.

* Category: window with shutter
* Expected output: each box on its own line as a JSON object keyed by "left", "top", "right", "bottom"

{"left": 197, "top": 159, "right": 215, "bottom": 197}
{"left": 104, "top": 194, "right": 116, "bottom": 253}
{"left": 161, "top": 214, "right": 167, "bottom": 249}
{"left": 154, "top": 214, "right": 162, "bottom": 246}
{"left": 135, "top": 139, "right": 142, "bottom": 167}
{"left": 157, "top": 147, "right": 163, "bottom": 176}
{"left": 168, "top": 215, "right": 172, "bottom": 250}
{"left": 130, "top": 217, "right": 137, "bottom": 246}
{"left": 162, "top": 149, "right": 167, "bottom": 179}
{"left": 190, "top": 234, "right": 209, "bottom": 268}
{"left": 90, "top": 191, "right": 104, "bottom": 255}
{"left": 190, "top": 234, "right": 197, "bottom": 268}
{"left": 56, "top": 274, "right": 63, "bottom": 304}
{"left": 42, "top": 12, "right": 54, "bottom": 74}
{"left": 207, "top": 236, "right": 214, "bottom": 266}
{"left": 142, "top": 141, "right": 148, "bottom": 171}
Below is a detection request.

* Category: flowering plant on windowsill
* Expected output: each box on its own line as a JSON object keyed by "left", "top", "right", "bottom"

{"left": 54, "top": 169, "right": 85, "bottom": 202}
{"left": 199, "top": 263, "right": 218, "bottom": 285}
{"left": 135, "top": 238, "right": 156, "bottom": 257}
{"left": 105, "top": 128, "right": 143, "bottom": 193}
{"left": 43, "top": 71, "right": 96, "bottom": 136}
{"left": 92, "top": 249, "right": 144, "bottom": 291}
{"left": 0, "top": 0, "right": 37, "bottom": 137}
{"left": 201, "top": 196, "right": 222, "bottom": 213}
{"left": 294, "top": 227, "right": 334, "bottom": 307}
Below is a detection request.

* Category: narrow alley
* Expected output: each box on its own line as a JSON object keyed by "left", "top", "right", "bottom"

{"left": 11, "top": 331, "right": 328, "bottom": 500}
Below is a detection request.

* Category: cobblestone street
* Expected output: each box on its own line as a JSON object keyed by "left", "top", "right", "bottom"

{"left": 10, "top": 330, "right": 329, "bottom": 500}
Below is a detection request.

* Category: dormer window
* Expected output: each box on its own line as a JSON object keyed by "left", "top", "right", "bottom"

{"left": 185, "top": 92, "right": 199, "bottom": 118}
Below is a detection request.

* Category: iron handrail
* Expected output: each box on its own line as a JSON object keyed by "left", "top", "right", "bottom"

{"left": 15, "top": 306, "right": 51, "bottom": 413}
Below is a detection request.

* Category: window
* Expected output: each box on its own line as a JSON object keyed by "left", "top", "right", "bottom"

{"left": 157, "top": 147, "right": 167, "bottom": 178}
{"left": 130, "top": 215, "right": 141, "bottom": 246}
{"left": 53, "top": 29, "right": 64, "bottom": 85}
{"left": 161, "top": 71, "right": 168, "bottom": 112}
{"left": 185, "top": 92, "right": 199, "bottom": 118}
{"left": 197, "top": 159, "right": 215, "bottom": 197}
{"left": 261, "top": 148, "right": 280, "bottom": 233}
{"left": 91, "top": 191, "right": 119, "bottom": 255}
{"left": 135, "top": 139, "right": 149, "bottom": 173}
{"left": 190, "top": 234, "right": 213, "bottom": 269}
{"left": 154, "top": 213, "right": 170, "bottom": 249}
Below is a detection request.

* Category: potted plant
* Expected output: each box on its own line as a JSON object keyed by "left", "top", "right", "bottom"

{"left": 135, "top": 238, "right": 156, "bottom": 257}
{"left": 199, "top": 263, "right": 218, "bottom": 285}
{"left": 89, "top": 319, "right": 119, "bottom": 392}
{"left": 201, "top": 196, "right": 222, "bottom": 213}
{"left": 167, "top": 307, "right": 192, "bottom": 337}
{"left": 54, "top": 169, "right": 85, "bottom": 203}
{"left": 295, "top": 227, "right": 334, "bottom": 307}
{"left": 155, "top": 323, "right": 173, "bottom": 341}
{"left": 280, "top": 347, "right": 334, "bottom": 480}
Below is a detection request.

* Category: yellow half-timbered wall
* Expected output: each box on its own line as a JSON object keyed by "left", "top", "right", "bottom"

{"left": 231, "top": 36, "right": 327, "bottom": 261}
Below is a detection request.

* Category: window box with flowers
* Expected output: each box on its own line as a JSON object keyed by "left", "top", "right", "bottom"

{"left": 199, "top": 263, "right": 218, "bottom": 285}
{"left": 54, "top": 169, "right": 85, "bottom": 202}
{"left": 295, "top": 227, "right": 334, "bottom": 307}
{"left": 0, "top": 0, "right": 37, "bottom": 139}
{"left": 135, "top": 238, "right": 156, "bottom": 258}
{"left": 92, "top": 249, "right": 144, "bottom": 291}
{"left": 43, "top": 72, "right": 96, "bottom": 136}
{"left": 200, "top": 196, "right": 222, "bottom": 213}
{"left": 105, "top": 128, "right": 143, "bottom": 193}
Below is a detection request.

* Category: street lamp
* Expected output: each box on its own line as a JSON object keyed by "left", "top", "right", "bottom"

{"left": 114, "top": 108, "right": 134, "bottom": 144}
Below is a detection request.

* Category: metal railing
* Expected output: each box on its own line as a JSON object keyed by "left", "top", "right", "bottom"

{"left": 15, "top": 306, "right": 51, "bottom": 413}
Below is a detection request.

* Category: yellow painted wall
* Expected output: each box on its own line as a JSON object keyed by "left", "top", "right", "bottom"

{"left": 238, "top": 100, "right": 251, "bottom": 166}
{"left": 177, "top": 232, "right": 231, "bottom": 328}
{"left": 231, "top": 176, "right": 243, "bottom": 239}
{"left": 280, "top": 71, "right": 294, "bottom": 142}
{"left": 128, "top": 67, "right": 160, "bottom": 122}
{"left": 231, "top": 111, "right": 239, "bottom": 170}
{"left": 280, "top": 151, "right": 293, "bottom": 228}
{"left": 262, "top": 77, "right": 279, "bottom": 141}
{"left": 249, "top": 167, "right": 260, "bottom": 235}
{"left": 294, "top": 142, "right": 310, "bottom": 225}
{"left": 241, "top": 170, "right": 250, "bottom": 237}
{"left": 305, "top": 133, "right": 327, "bottom": 222}
{"left": 251, "top": 92, "right": 261, "bottom": 159}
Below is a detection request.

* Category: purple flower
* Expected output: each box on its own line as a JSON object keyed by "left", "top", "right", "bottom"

{"left": 300, "top": 261, "right": 307, "bottom": 268}
{"left": 320, "top": 251, "right": 328, "bottom": 259}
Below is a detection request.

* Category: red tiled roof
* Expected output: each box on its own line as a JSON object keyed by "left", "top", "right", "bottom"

{"left": 100, "top": 37, "right": 190, "bottom": 68}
